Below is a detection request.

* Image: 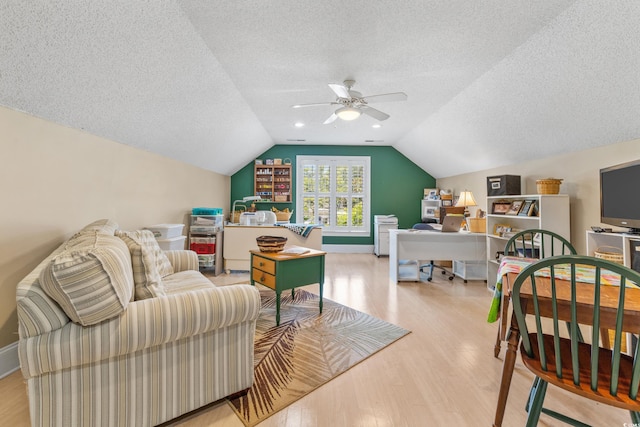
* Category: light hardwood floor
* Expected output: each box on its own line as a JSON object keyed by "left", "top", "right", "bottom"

{"left": 1, "top": 253, "right": 631, "bottom": 426}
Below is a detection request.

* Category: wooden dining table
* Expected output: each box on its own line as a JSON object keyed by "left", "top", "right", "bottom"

{"left": 492, "top": 264, "right": 640, "bottom": 427}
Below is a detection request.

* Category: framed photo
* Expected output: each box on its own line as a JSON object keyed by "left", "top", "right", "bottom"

{"left": 491, "top": 201, "right": 512, "bottom": 215}
{"left": 518, "top": 200, "right": 533, "bottom": 216}
{"left": 442, "top": 199, "right": 452, "bottom": 206}
{"left": 493, "top": 224, "right": 512, "bottom": 236}
{"left": 505, "top": 200, "right": 524, "bottom": 215}
{"left": 424, "top": 188, "right": 439, "bottom": 200}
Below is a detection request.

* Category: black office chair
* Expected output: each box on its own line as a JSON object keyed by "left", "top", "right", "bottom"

{"left": 411, "top": 222, "right": 455, "bottom": 282}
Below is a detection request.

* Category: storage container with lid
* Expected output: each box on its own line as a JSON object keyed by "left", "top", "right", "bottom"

{"left": 156, "top": 235, "right": 186, "bottom": 251}
{"left": 144, "top": 224, "right": 184, "bottom": 239}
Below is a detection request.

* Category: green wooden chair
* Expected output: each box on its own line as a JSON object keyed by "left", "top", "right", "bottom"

{"left": 495, "top": 229, "right": 577, "bottom": 357}
{"left": 504, "top": 229, "right": 576, "bottom": 259}
{"left": 511, "top": 255, "right": 640, "bottom": 426}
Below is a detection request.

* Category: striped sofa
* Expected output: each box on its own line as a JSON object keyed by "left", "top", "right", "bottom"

{"left": 16, "top": 219, "right": 261, "bottom": 426}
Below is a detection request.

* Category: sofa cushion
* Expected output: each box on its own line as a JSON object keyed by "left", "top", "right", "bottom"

{"left": 65, "top": 219, "right": 120, "bottom": 249}
{"left": 39, "top": 234, "right": 134, "bottom": 326}
{"left": 162, "top": 270, "right": 216, "bottom": 295}
{"left": 116, "top": 230, "right": 174, "bottom": 299}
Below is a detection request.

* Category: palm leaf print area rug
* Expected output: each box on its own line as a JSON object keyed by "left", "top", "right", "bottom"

{"left": 227, "top": 289, "right": 410, "bottom": 426}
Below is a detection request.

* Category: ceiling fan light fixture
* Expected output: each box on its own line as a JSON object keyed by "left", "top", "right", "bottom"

{"left": 335, "top": 106, "right": 361, "bottom": 121}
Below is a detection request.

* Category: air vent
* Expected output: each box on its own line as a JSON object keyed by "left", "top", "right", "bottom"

{"left": 286, "top": 139, "right": 306, "bottom": 142}
{"left": 364, "top": 139, "right": 384, "bottom": 143}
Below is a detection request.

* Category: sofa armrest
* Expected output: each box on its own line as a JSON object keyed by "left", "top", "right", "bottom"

{"left": 164, "top": 249, "right": 199, "bottom": 272}
{"left": 19, "top": 284, "right": 261, "bottom": 378}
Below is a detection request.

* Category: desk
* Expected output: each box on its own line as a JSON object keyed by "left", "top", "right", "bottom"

{"left": 493, "top": 267, "right": 640, "bottom": 427}
{"left": 388, "top": 229, "right": 486, "bottom": 283}
{"left": 250, "top": 248, "right": 326, "bottom": 325}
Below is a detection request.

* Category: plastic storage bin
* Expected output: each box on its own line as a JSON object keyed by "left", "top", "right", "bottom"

{"left": 156, "top": 236, "right": 186, "bottom": 251}
{"left": 197, "top": 254, "right": 215, "bottom": 268}
{"left": 190, "top": 237, "right": 216, "bottom": 254}
{"left": 190, "top": 215, "right": 224, "bottom": 233}
{"left": 145, "top": 224, "right": 184, "bottom": 239}
{"left": 192, "top": 207, "right": 223, "bottom": 215}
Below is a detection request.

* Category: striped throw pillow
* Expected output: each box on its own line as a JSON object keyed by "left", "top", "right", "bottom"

{"left": 39, "top": 234, "right": 134, "bottom": 326}
{"left": 116, "top": 230, "right": 174, "bottom": 299}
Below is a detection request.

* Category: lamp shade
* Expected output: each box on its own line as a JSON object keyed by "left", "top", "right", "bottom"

{"left": 335, "top": 107, "right": 361, "bottom": 121}
{"left": 455, "top": 191, "right": 477, "bottom": 207}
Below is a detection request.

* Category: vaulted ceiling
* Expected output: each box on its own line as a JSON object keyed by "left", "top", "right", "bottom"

{"left": 2, "top": 1, "right": 639, "bottom": 178}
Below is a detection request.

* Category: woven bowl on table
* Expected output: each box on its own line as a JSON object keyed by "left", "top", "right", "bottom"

{"left": 256, "top": 236, "right": 287, "bottom": 252}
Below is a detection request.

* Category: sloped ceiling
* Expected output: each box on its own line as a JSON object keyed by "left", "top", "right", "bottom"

{"left": 1, "top": 1, "right": 639, "bottom": 177}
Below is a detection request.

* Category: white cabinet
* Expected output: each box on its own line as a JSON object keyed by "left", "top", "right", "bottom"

{"left": 586, "top": 230, "right": 640, "bottom": 270}
{"left": 453, "top": 260, "right": 487, "bottom": 282}
{"left": 374, "top": 222, "right": 398, "bottom": 256}
{"left": 486, "top": 194, "right": 570, "bottom": 291}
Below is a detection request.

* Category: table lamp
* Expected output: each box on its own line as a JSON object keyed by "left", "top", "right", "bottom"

{"left": 455, "top": 190, "right": 477, "bottom": 217}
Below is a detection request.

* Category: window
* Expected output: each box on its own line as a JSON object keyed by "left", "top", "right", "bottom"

{"left": 296, "top": 155, "right": 370, "bottom": 236}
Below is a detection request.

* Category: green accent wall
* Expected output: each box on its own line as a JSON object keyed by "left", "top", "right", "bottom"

{"left": 231, "top": 145, "right": 435, "bottom": 245}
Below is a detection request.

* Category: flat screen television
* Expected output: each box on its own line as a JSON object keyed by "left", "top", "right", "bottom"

{"left": 600, "top": 159, "right": 640, "bottom": 234}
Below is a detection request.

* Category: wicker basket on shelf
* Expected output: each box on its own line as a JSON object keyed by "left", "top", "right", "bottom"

{"left": 256, "top": 236, "right": 287, "bottom": 252}
{"left": 594, "top": 246, "right": 624, "bottom": 264}
{"left": 536, "top": 178, "right": 563, "bottom": 194}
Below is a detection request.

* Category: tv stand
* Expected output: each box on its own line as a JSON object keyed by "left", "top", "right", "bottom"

{"left": 586, "top": 230, "right": 640, "bottom": 267}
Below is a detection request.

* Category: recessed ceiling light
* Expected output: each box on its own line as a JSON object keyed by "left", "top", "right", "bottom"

{"left": 372, "top": 124, "right": 382, "bottom": 128}
{"left": 294, "top": 122, "right": 305, "bottom": 128}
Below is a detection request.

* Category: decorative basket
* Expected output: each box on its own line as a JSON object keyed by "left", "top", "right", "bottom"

{"left": 536, "top": 178, "right": 563, "bottom": 194}
{"left": 256, "top": 236, "right": 287, "bottom": 252}
{"left": 466, "top": 218, "right": 486, "bottom": 233}
{"left": 275, "top": 211, "right": 293, "bottom": 222}
{"left": 594, "top": 246, "right": 624, "bottom": 264}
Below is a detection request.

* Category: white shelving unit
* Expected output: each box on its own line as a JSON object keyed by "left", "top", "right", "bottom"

{"left": 189, "top": 215, "right": 224, "bottom": 276}
{"left": 486, "top": 194, "right": 571, "bottom": 291}
{"left": 585, "top": 230, "right": 640, "bottom": 269}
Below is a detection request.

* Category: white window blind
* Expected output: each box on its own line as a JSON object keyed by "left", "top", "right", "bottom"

{"left": 296, "top": 155, "right": 370, "bottom": 236}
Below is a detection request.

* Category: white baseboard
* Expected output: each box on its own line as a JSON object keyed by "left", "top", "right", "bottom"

{"left": 322, "top": 244, "right": 374, "bottom": 254}
{"left": 0, "top": 341, "right": 20, "bottom": 379}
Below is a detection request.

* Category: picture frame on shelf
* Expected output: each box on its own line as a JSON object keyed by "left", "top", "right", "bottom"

{"left": 424, "top": 188, "right": 439, "bottom": 200}
{"left": 493, "top": 224, "right": 512, "bottom": 236}
{"left": 505, "top": 200, "right": 524, "bottom": 215}
{"left": 442, "top": 199, "right": 452, "bottom": 206}
{"left": 518, "top": 200, "right": 533, "bottom": 216}
{"left": 491, "top": 201, "right": 512, "bottom": 215}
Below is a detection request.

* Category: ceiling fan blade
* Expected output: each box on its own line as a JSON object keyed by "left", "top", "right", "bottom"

{"left": 328, "top": 83, "right": 351, "bottom": 99}
{"left": 323, "top": 113, "right": 338, "bottom": 124}
{"left": 360, "top": 106, "right": 390, "bottom": 121}
{"left": 292, "top": 102, "right": 338, "bottom": 108}
{"left": 361, "top": 92, "right": 408, "bottom": 103}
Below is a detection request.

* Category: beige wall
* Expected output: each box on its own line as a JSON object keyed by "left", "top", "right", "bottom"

{"left": 437, "top": 138, "right": 640, "bottom": 255}
{"left": 0, "top": 106, "right": 230, "bottom": 348}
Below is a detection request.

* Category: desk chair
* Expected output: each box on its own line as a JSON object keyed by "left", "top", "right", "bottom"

{"left": 510, "top": 255, "right": 640, "bottom": 426}
{"left": 494, "top": 229, "right": 576, "bottom": 358}
{"left": 411, "top": 223, "right": 455, "bottom": 282}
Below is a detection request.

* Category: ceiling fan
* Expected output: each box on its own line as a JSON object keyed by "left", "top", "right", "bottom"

{"left": 292, "top": 79, "right": 407, "bottom": 124}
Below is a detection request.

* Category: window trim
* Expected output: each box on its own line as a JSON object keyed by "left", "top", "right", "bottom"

{"left": 296, "top": 155, "right": 371, "bottom": 237}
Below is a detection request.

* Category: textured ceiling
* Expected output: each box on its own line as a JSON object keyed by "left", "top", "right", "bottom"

{"left": 2, "top": 1, "right": 640, "bottom": 177}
